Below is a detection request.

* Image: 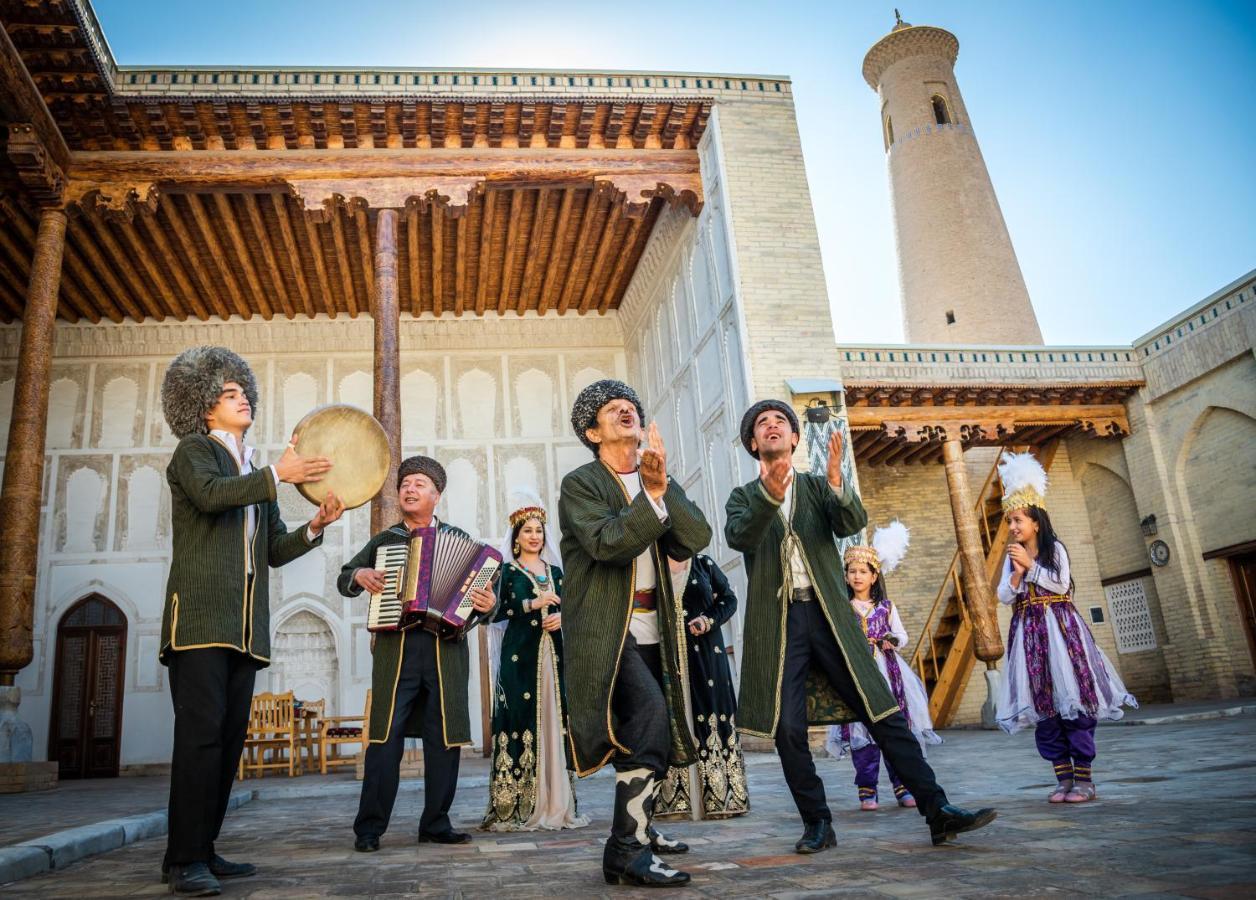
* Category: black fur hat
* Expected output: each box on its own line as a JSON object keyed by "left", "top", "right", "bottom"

{"left": 739, "top": 399, "right": 800, "bottom": 459}
{"left": 161, "top": 346, "right": 259, "bottom": 439}
{"left": 569, "top": 379, "right": 646, "bottom": 456}
{"left": 397, "top": 455, "right": 447, "bottom": 494}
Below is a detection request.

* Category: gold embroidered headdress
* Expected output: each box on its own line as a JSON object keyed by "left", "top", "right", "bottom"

{"left": 998, "top": 451, "right": 1049, "bottom": 513}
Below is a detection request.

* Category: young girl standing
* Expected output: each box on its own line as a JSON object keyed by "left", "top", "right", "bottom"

{"left": 995, "top": 452, "right": 1137, "bottom": 803}
{"left": 827, "top": 522, "right": 942, "bottom": 810}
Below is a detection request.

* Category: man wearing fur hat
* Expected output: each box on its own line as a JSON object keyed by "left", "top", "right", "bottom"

{"left": 337, "top": 455, "right": 496, "bottom": 852}
{"left": 725, "top": 399, "right": 996, "bottom": 852}
{"left": 558, "top": 379, "right": 712, "bottom": 888}
{"left": 160, "top": 346, "right": 345, "bottom": 895}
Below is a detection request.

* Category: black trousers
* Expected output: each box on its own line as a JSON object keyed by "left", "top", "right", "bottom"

{"left": 355, "top": 629, "right": 461, "bottom": 838}
{"left": 775, "top": 599, "right": 948, "bottom": 824}
{"left": 610, "top": 635, "right": 670, "bottom": 777}
{"left": 165, "top": 647, "right": 259, "bottom": 866}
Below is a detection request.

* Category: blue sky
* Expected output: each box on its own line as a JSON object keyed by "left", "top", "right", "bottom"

{"left": 93, "top": 0, "right": 1256, "bottom": 346}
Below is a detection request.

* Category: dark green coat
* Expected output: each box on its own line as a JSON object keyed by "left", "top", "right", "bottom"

{"left": 724, "top": 472, "right": 898, "bottom": 738}
{"left": 161, "top": 434, "right": 321, "bottom": 665}
{"left": 337, "top": 521, "right": 493, "bottom": 747}
{"left": 558, "top": 460, "right": 713, "bottom": 776}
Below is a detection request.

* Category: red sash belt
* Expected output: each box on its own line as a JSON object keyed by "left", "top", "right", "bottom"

{"left": 632, "top": 589, "right": 656, "bottom": 612}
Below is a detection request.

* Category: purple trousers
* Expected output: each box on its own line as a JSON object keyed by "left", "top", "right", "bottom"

{"left": 851, "top": 743, "right": 907, "bottom": 801}
{"left": 1034, "top": 714, "right": 1096, "bottom": 781}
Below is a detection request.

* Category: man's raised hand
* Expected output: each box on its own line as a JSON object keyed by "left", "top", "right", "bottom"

{"left": 275, "top": 432, "right": 333, "bottom": 485}
{"left": 640, "top": 422, "right": 668, "bottom": 501}
{"left": 826, "top": 430, "right": 844, "bottom": 491}
{"left": 759, "top": 455, "right": 793, "bottom": 502}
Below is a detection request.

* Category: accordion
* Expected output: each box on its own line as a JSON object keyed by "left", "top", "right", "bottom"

{"left": 366, "top": 527, "right": 502, "bottom": 638}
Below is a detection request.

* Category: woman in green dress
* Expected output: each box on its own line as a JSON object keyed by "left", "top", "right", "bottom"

{"left": 482, "top": 495, "right": 589, "bottom": 831}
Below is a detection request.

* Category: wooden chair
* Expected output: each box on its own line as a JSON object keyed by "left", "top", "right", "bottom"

{"left": 319, "top": 690, "right": 371, "bottom": 775}
{"left": 238, "top": 691, "right": 298, "bottom": 779}
{"left": 295, "top": 699, "right": 325, "bottom": 775}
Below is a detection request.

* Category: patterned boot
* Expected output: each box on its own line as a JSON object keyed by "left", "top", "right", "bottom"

{"left": 646, "top": 776, "right": 689, "bottom": 854}
{"left": 602, "top": 768, "right": 690, "bottom": 887}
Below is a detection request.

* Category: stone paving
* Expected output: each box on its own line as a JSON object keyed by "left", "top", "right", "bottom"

{"left": 7, "top": 715, "right": 1256, "bottom": 898}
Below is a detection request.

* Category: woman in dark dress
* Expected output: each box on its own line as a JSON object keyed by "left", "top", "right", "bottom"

{"left": 482, "top": 498, "right": 588, "bottom": 831}
{"left": 656, "top": 554, "right": 749, "bottom": 820}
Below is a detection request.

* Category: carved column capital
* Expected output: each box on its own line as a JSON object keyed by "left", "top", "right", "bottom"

{"left": 5, "top": 124, "right": 66, "bottom": 208}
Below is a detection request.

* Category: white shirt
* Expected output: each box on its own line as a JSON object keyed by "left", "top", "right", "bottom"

{"left": 778, "top": 476, "right": 812, "bottom": 590}
{"left": 615, "top": 469, "right": 669, "bottom": 646}
{"left": 210, "top": 430, "right": 315, "bottom": 575}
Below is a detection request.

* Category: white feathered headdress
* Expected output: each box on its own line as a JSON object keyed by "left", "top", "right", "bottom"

{"left": 843, "top": 520, "right": 910, "bottom": 575}
{"left": 998, "top": 451, "right": 1048, "bottom": 513}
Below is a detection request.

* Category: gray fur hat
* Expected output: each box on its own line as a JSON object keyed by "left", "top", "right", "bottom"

{"left": 397, "top": 455, "right": 447, "bottom": 494}
{"left": 570, "top": 379, "right": 645, "bottom": 456}
{"left": 161, "top": 346, "right": 259, "bottom": 439}
{"left": 739, "top": 399, "right": 799, "bottom": 459}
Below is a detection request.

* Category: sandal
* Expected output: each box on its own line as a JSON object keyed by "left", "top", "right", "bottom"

{"left": 860, "top": 798, "right": 879, "bottom": 811}
{"left": 1063, "top": 782, "right": 1096, "bottom": 803}
{"left": 1048, "top": 780, "right": 1073, "bottom": 803}
{"left": 896, "top": 791, "right": 917, "bottom": 808}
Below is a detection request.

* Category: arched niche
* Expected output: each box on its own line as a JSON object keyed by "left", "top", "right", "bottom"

{"left": 99, "top": 376, "right": 139, "bottom": 448}
{"left": 1181, "top": 407, "right": 1256, "bottom": 553}
{"left": 514, "top": 368, "right": 554, "bottom": 438}
{"left": 456, "top": 369, "right": 496, "bottom": 440}
{"left": 123, "top": 465, "right": 162, "bottom": 550}
{"left": 65, "top": 467, "right": 104, "bottom": 552}
{"left": 401, "top": 369, "right": 439, "bottom": 444}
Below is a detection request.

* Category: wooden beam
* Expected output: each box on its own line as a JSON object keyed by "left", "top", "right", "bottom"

{"left": 496, "top": 189, "right": 525, "bottom": 314}
{"left": 302, "top": 216, "right": 336, "bottom": 317}
{"left": 266, "top": 194, "right": 315, "bottom": 318}
{"left": 184, "top": 193, "right": 259, "bottom": 319}
{"left": 598, "top": 212, "right": 645, "bottom": 314}
{"left": 406, "top": 205, "right": 421, "bottom": 316}
{"left": 0, "top": 200, "right": 96, "bottom": 323}
{"left": 73, "top": 215, "right": 163, "bottom": 321}
{"left": 134, "top": 208, "right": 210, "bottom": 320}
{"left": 59, "top": 227, "right": 125, "bottom": 323}
{"left": 242, "top": 193, "right": 296, "bottom": 318}
{"left": 578, "top": 192, "right": 625, "bottom": 313}
{"left": 473, "top": 189, "right": 496, "bottom": 316}
{"left": 329, "top": 207, "right": 359, "bottom": 316}
{"left": 354, "top": 207, "right": 375, "bottom": 307}
{"left": 0, "top": 253, "right": 32, "bottom": 320}
{"left": 0, "top": 23, "right": 70, "bottom": 170}
{"left": 537, "top": 187, "right": 576, "bottom": 315}
{"left": 516, "top": 187, "right": 550, "bottom": 314}
{"left": 213, "top": 194, "right": 284, "bottom": 318}
{"left": 847, "top": 404, "right": 1130, "bottom": 430}
{"left": 101, "top": 213, "right": 188, "bottom": 321}
{"left": 432, "top": 202, "right": 446, "bottom": 316}
{"left": 451, "top": 206, "right": 465, "bottom": 317}
{"left": 558, "top": 186, "right": 604, "bottom": 314}
{"left": 159, "top": 197, "right": 234, "bottom": 320}
{"left": 64, "top": 149, "right": 704, "bottom": 215}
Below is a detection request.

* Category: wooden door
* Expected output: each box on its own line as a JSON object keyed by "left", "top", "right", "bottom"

{"left": 1230, "top": 553, "right": 1256, "bottom": 670}
{"left": 49, "top": 595, "right": 127, "bottom": 779}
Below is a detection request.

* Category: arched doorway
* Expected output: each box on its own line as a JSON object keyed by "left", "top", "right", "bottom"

{"left": 48, "top": 595, "right": 127, "bottom": 779}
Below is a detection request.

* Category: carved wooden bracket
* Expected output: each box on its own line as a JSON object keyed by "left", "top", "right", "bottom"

{"left": 6, "top": 124, "right": 65, "bottom": 207}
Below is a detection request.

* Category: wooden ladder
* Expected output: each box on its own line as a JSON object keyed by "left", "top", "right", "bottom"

{"left": 908, "top": 442, "right": 1059, "bottom": 727}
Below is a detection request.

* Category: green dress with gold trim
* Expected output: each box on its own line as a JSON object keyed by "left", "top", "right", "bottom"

{"left": 482, "top": 561, "right": 586, "bottom": 830}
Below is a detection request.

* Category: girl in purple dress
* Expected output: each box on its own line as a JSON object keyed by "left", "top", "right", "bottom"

{"left": 826, "top": 522, "right": 941, "bottom": 810}
{"left": 995, "top": 453, "right": 1137, "bottom": 803}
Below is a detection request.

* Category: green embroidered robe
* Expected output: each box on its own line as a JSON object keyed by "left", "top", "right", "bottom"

{"left": 724, "top": 472, "right": 898, "bottom": 738}
{"left": 336, "top": 520, "right": 492, "bottom": 746}
{"left": 482, "top": 562, "right": 576, "bottom": 828}
{"left": 558, "top": 459, "right": 713, "bottom": 776}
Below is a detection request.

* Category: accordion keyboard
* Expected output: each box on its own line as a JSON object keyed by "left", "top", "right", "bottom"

{"left": 367, "top": 543, "right": 410, "bottom": 631}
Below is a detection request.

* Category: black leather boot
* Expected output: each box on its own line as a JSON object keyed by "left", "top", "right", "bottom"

{"left": 795, "top": 819, "right": 836, "bottom": 854}
{"left": 647, "top": 824, "right": 689, "bottom": 854}
{"left": 927, "top": 804, "right": 998, "bottom": 846}
{"left": 602, "top": 768, "right": 691, "bottom": 887}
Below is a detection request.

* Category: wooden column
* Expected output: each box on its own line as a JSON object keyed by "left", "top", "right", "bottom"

{"left": 0, "top": 208, "right": 67, "bottom": 685}
{"left": 371, "top": 209, "right": 401, "bottom": 533}
{"left": 941, "top": 438, "right": 1004, "bottom": 663}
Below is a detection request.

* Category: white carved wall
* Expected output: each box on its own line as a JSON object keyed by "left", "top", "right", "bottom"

{"left": 619, "top": 111, "right": 755, "bottom": 675}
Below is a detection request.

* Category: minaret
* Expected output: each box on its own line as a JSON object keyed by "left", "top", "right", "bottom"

{"left": 863, "top": 13, "right": 1043, "bottom": 345}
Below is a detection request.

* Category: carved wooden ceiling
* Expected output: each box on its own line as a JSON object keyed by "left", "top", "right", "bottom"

{"left": 0, "top": 0, "right": 709, "bottom": 323}
{"left": 845, "top": 381, "right": 1145, "bottom": 465}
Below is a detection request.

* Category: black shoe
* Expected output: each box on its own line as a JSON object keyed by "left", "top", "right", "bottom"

{"left": 603, "top": 846, "right": 691, "bottom": 887}
{"left": 928, "top": 804, "right": 998, "bottom": 846}
{"left": 167, "top": 862, "right": 221, "bottom": 896}
{"left": 418, "top": 828, "right": 472, "bottom": 845}
{"left": 647, "top": 825, "right": 689, "bottom": 855}
{"left": 354, "top": 834, "right": 380, "bottom": 852}
{"left": 795, "top": 819, "right": 836, "bottom": 854}
{"left": 208, "top": 854, "right": 256, "bottom": 878}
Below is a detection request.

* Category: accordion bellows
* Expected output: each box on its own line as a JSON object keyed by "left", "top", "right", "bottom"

{"left": 367, "top": 528, "right": 502, "bottom": 639}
